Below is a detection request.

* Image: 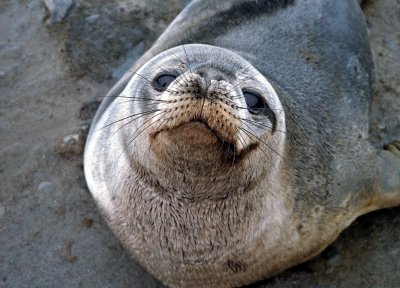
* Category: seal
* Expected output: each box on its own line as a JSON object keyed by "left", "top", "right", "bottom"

{"left": 84, "top": 0, "right": 400, "bottom": 287}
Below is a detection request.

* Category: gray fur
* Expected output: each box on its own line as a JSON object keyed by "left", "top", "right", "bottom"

{"left": 85, "top": 0, "right": 400, "bottom": 287}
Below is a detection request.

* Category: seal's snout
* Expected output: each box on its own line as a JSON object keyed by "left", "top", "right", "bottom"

{"left": 150, "top": 72, "right": 241, "bottom": 141}
{"left": 146, "top": 71, "right": 250, "bottom": 167}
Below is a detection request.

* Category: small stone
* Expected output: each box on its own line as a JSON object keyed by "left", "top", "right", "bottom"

{"left": 63, "top": 134, "right": 79, "bottom": 143}
{"left": 57, "top": 129, "right": 86, "bottom": 156}
{"left": 37, "top": 181, "right": 54, "bottom": 192}
{"left": 82, "top": 217, "right": 94, "bottom": 228}
{"left": 378, "top": 123, "right": 386, "bottom": 130}
{"left": 43, "top": 0, "right": 75, "bottom": 24}
{"left": 85, "top": 14, "right": 100, "bottom": 23}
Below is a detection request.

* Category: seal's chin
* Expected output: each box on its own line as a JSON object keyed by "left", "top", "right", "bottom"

{"left": 149, "top": 120, "right": 243, "bottom": 170}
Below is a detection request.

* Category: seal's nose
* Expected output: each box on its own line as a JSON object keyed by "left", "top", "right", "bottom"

{"left": 173, "top": 70, "right": 228, "bottom": 100}
{"left": 197, "top": 68, "right": 225, "bottom": 88}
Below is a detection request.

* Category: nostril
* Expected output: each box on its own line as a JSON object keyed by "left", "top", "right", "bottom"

{"left": 214, "top": 75, "right": 224, "bottom": 82}
{"left": 197, "top": 71, "right": 224, "bottom": 86}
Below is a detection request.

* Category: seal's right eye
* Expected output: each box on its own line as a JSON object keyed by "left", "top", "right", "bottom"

{"left": 152, "top": 74, "right": 177, "bottom": 91}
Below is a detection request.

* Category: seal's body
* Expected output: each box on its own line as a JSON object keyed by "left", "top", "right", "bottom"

{"left": 84, "top": 1, "right": 400, "bottom": 287}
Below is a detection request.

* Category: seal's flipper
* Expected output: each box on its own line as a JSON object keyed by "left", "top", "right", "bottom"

{"left": 377, "top": 141, "right": 400, "bottom": 209}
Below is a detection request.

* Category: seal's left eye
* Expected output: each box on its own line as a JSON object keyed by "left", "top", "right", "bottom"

{"left": 152, "top": 74, "right": 177, "bottom": 91}
{"left": 243, "top": 91, "right": 266, "bottom": 114}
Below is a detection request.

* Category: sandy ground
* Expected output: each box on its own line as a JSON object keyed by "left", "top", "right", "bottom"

{"left": 0, "top": 0, "right": 399, "bottom": 287}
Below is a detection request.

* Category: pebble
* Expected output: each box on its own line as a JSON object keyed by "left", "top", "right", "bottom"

{"left": 57, "top": 129, "right": 86, "bottom": 156}
{"left": 63, "top": 134, "right": 79, "bottom": 143}
{"left": 37, "top": 181, "right": 54, "bottom": 192}
{"left": 85, "top": 14, "right": 100, "bottom": 23}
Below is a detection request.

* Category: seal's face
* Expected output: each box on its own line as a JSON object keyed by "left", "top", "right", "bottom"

{"left": 121, "top": 45, "right": 285, "bottom": 185}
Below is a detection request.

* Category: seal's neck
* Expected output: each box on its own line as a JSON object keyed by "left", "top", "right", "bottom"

{"left": 115, "top": 161, "right": 265, "bottom": 259}
{"left": 130, "top": 155, "right": 255, "bottom": 202}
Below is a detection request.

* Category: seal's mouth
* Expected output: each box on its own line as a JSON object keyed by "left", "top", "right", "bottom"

{"left": 150, "top": 119, "right": 257, "bottom": 166}
{"left": 182, "top": 120, "right": 238, "bottom": 156}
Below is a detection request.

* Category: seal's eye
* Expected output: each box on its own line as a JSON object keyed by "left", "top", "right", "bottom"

{"left": 243, "top": 91, "right": 266, "bottom": 114}
{"left": 152, "top": 74, "right": 177, "bottom": 91}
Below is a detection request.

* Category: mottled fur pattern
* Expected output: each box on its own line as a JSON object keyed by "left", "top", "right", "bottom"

{"left": 84, "top": 0, "right": 400, "bottom": 287}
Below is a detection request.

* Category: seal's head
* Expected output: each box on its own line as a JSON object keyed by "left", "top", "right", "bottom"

{"left": 119, "top": 44, "right": 285, "bottom": 200}
{"left": 85, "top": 44, "right": 289, "bottom": 287}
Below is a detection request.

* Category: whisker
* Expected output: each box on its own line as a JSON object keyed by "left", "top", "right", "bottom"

{"left": 111, "top": 110, "right": 165, "bottom": 137}
{"left": 182, "top": 45, "right": 193, "bottom": 75}
{"left": 97, "top": 109, "right": 160, "bottom": 131}
{"left": 234, "top": 105, "right": 285, "bottom": 112}
{"left": 225, "top": 65, "right": 254, "bottom": 94}
{"left": 225, "top": 79, "right": 250, "bottom": 96}
{"left": 238, "top": 124, "right": 284, "bottom": 160}
{"left": 167, "top": 49, "right": 187, "bottom": 68}
{"left": 237, "top": 126, "right": 270, "bottom": 159}
{"left": 115, "top": 99, "right": 174, "bottom": 107}
{"left": 146, "top": 59, "right": 188, "bottom": 90}
{"left": 119, "top": 112, "right": 167, "bottom": 158}
{"left": 237, "top": 64, "right": 254, "bottom": 76}
{"left": 154, "top": 111, "right": 172, "bottom": 132}
{"left": 240, "top": 118, "right": 272, "bottom": 132}
{"left": 239, "top": 117, "right": 287, "bottom": 134}
{"left": 122, "top": 68, "right": 187, "bottom": 94}
{"left": 235, "top": 128, "right": 247, "bottom": 154}
{"left": 102, "top": 95, "right": 172, "bottom": 103}
{"left": 217, "top": 133, "right": 230, "bottom": 166}
{"left": 127, "top": 69, "right": 153, "bottom": 84}
{"left": 166, "top": 50, "right": 191, "bottom": 84}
